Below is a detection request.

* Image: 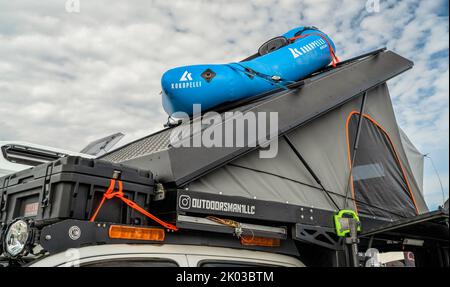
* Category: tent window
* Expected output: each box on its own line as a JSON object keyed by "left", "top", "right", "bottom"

{"left": 347, "top": 112, "right": 418, "bottom": 219}
{"left": 352, "top": 163, "right": 385, "bottom": 181}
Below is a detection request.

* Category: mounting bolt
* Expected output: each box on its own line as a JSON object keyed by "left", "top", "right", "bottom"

{"left": 310, "top": 216, "right": 314, "bottom": 220}
{"left": 45, "top": 235, "right": 52, "bottom": 240}
{"left": 68, "top": 226, "right": 81, "bottom": 241}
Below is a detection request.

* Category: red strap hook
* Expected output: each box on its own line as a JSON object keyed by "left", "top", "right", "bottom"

{"left": 90, "top": 179, "right": 178, "bottom": 231}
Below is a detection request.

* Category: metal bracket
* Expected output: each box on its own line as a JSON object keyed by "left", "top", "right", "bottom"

{"left": 153, "top": 183, "right": 166, "bottom": 201}
{"left": 39, "top": 220, "right": 166, "bottom": 254}
{"left": 293, "top": 223, "right": 343, "bottom": 250}
{"left": 40, "top": 220, "right": 109, "bottom": 254}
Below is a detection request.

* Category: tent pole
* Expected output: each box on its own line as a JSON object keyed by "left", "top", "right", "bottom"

{"left": 343, "top": 91, "right": 368, "bottom": 209}
{"left": 283, "top": 134, "right": 340, "bottom": 210}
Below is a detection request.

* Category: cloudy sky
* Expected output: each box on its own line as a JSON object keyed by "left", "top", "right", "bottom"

{"left": 0, "top": 0, "right": 448, "bottom": 209}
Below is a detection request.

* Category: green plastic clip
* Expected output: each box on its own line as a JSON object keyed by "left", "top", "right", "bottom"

{"left": 334, "top": 209, "right": 361, "bottom": 237}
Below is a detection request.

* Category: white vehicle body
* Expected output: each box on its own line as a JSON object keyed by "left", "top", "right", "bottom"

{"left": 0, "top": 141, "right": 94, "bottom": 178}
{"left": 29, "top": 244, "right": 305, "bottom": 267}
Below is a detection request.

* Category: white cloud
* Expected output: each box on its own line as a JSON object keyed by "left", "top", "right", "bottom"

{"left": 0, "top": 0, "right": 448, "bottom": 208}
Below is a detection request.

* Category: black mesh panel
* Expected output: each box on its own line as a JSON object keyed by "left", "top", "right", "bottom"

{"left": 348, "top": 114, "right": 417, "bottom": 219}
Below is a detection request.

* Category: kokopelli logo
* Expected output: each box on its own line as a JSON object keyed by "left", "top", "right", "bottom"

{"left": 180, "top": 70, "right": 193, "bottom": 82}
{"left": 289, "top": 48, "right": 303, "bottom": 59}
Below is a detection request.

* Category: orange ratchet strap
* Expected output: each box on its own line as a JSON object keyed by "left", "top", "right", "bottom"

{"left": 289, "top": 33, "right": 340, "bottom": 68}
{"left": 90, "top": 179, "right": 178, "bottom": 231}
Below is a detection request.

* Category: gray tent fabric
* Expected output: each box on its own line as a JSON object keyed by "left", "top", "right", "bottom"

{"left": 399, "top": 128, "right": 425, "bottom": 196}
{"left": 362, "top": 86, "right": 428, "bottom": 214}
{"left": 188, "top": 84, "right": 429, "bottom": 220}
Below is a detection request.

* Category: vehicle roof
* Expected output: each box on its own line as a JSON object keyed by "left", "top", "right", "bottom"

{"left": 29, "top": 243, "right": 304, "bottom": 267}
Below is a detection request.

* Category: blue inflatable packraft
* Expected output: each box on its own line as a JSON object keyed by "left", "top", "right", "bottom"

{"left": 161, "top": 26, "right": 338, "bottom": 116}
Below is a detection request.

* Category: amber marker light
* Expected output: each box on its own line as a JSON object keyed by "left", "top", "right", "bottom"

{"left": 108, "top": 225, "right": 165, "bottom": 241}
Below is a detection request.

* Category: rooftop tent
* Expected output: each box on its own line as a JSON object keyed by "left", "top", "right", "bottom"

{"left": 101, "top": 49, "right": 429, "bottom": 222}
{"left": 188, "top": 84, "right": 428, "bottom": 220}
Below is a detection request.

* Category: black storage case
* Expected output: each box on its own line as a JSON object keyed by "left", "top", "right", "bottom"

{"left": 0, "top": 156, "right": 154, "bottom": 226}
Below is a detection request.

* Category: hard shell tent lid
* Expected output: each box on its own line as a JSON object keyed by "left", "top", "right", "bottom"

{"left": 101, "top": 49, "right": 428, "bottom": 222}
